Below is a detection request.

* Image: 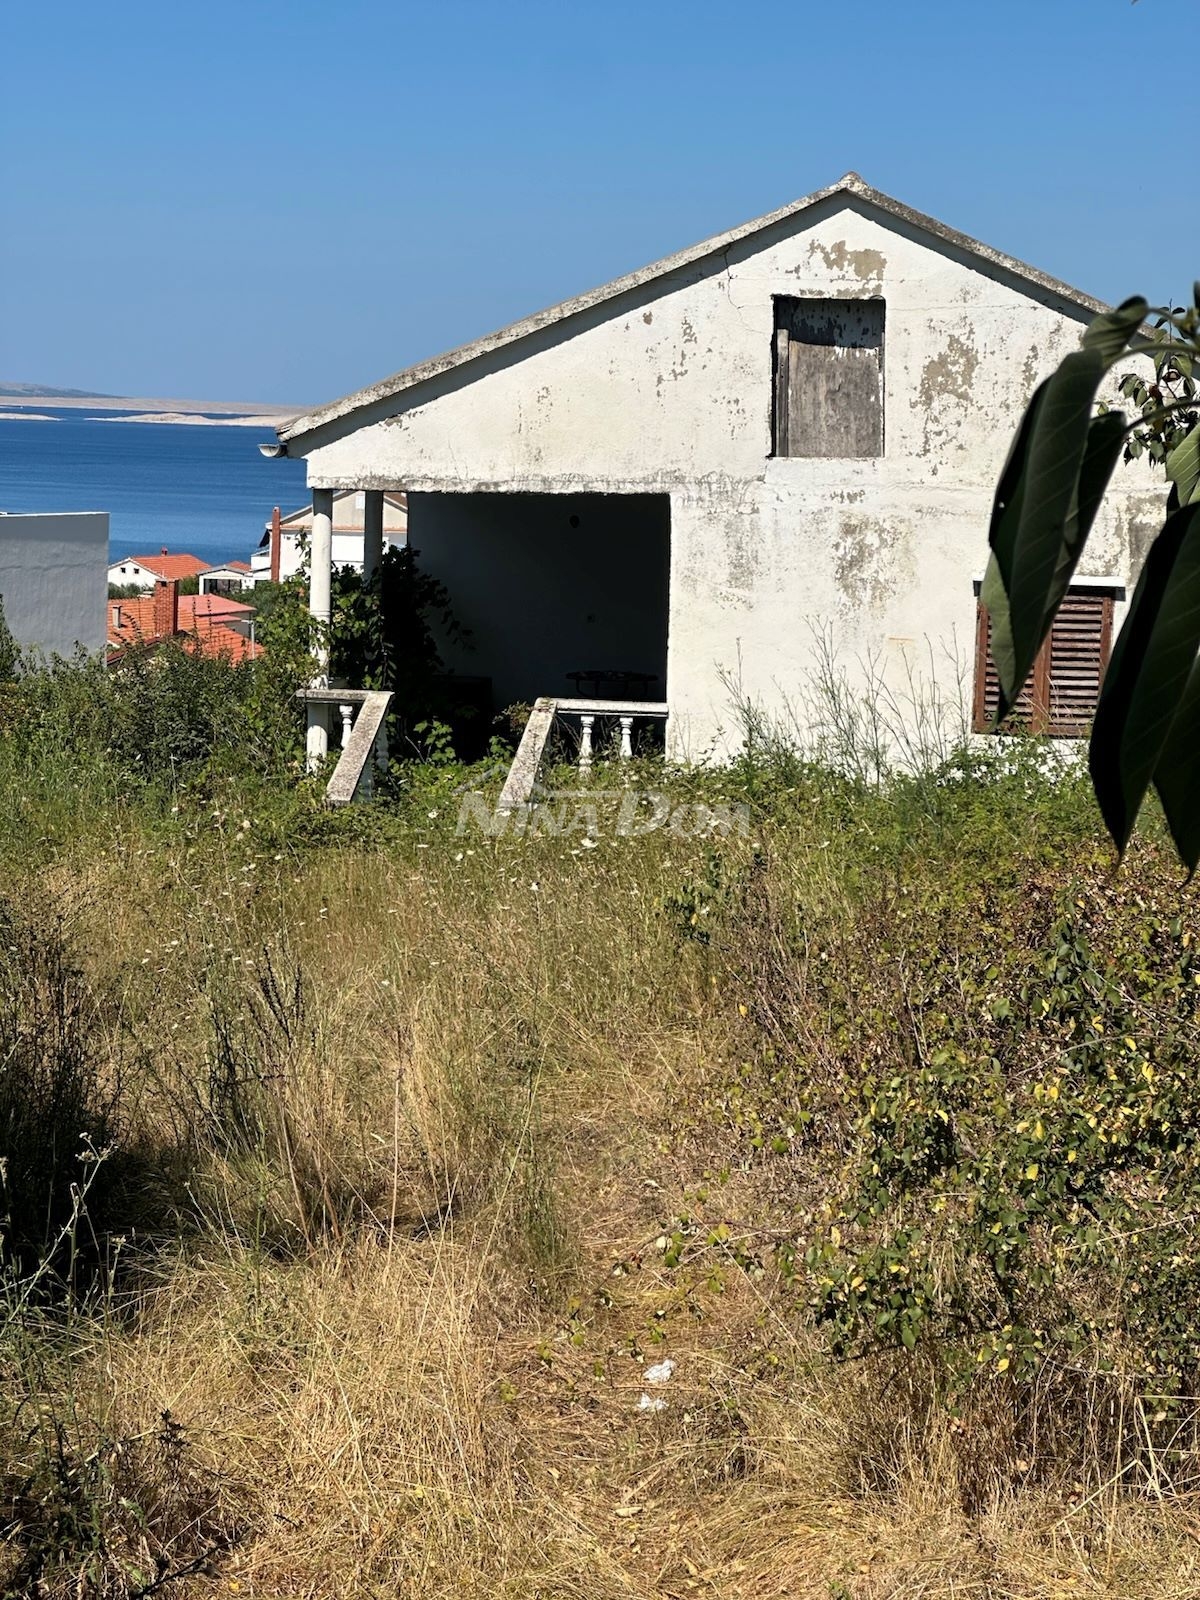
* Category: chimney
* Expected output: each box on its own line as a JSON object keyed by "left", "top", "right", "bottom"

{"left": 111, "top": 602, "right": 122, "bottom": 631}
{"left": 153, "top": 578, "right": 179, "bottom": 639}
{"left": 161, "top": 546, "right": 169, "bottom": 556}
{"left": 270, "top": 506, "right": 282, "bottom": 584}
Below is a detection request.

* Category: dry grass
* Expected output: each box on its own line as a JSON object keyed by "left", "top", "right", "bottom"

{"left": 3, "top": 776, "right": 1200, "bottom": 1598}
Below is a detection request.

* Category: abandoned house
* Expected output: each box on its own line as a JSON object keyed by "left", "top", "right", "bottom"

{"left": 267, "top": 172, "right": 1164, "bottom": 763}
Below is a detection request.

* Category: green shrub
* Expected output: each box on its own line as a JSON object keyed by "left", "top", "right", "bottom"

{"left": 804, "top": 876, "right": 1200, "bottom": 1394}
{"left": 13, "top": 640, "right": 303, "bottom": 796}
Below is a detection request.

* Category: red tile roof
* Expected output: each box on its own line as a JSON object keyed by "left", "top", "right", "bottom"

{"left": 195, "top": 624, "right": 261, "bottom": 663}
{"left": 107, "top": 596, "right": 262, "bottom": 662}
{"left": 125, "top": 551, "right": 210, "bottom": 581}
{"left": 181, "top": 594, "right": 254, "bottom": 621}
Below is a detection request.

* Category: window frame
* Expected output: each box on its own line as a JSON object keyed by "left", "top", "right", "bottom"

{"left": 771, "top": 295, "right": 886, "bottom": 460}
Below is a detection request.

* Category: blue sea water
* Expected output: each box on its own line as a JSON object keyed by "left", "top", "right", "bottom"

{"left": 0, "top": 408, "right": 308, "bottom": 566}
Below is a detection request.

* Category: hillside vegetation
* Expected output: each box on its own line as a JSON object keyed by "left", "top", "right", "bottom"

{"left": 1, "top": 647, "right": 1199, "bottom": 1598}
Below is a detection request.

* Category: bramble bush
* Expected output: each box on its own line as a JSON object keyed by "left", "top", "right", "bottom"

{"left": 654, "top": 730, "right": 1200, "bottom": 1484}
{"left": 804, "top": 880, "right": 1200, "bottom": 1392}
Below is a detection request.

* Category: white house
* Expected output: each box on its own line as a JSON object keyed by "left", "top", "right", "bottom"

{"left": 266, "top": 173, "right": 1165, "bottom": 759}
{"left": 107, "top": 549, "right": 209, "bottom": 591}
{"left": 198, "top": 561, "right": 253, "bottom": 596}
{"left": 248, "top": 490, "right": 407, "bottom": 585}
{"left": 0, "top": 511, "right": 108, "bottom": 657}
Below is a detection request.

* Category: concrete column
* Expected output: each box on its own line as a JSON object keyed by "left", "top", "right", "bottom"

{"left": 363, "top": 490, "right": 384, "bottom": 583}
{"left": 306, "top": 486, "right": 335, "bottom": 770}
{"left": 309, "top": 487, "right": 334, "bottom": 682}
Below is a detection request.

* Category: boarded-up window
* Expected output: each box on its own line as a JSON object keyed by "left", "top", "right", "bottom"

{"left": 973, "top": 589, "right": 1115, "bottom": 737}
{"left": 772, "top": 297, "right": 884, "bottom": 457}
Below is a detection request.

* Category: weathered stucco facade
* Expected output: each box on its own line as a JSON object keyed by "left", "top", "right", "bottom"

{"left": 275, "top": 175, "right": 1164, "bottom": 756}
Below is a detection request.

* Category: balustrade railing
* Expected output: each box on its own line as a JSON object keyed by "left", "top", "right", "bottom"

{"left": 498, "top": 696, "right": 668, "bottom": 811}
{"left": 296, "top": 687, "right": 393, "bottom": 805}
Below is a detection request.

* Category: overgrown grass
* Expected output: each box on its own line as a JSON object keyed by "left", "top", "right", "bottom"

{"left": 1, "top": 648, "right": 1199, "bottom": 1597}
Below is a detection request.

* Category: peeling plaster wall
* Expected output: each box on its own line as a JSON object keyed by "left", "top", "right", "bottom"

{"left": 298, "top": 196, "right": 1166, "bottom": 754}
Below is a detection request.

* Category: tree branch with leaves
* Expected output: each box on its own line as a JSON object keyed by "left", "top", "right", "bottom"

{"left": 983, "top": 289, "right": 1200, "bottom": 870}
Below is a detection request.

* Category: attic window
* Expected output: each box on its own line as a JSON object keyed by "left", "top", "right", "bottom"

{"left": 772, "top": 296, "right": 884, "bottom": 458}
{"left": 973, "top": 587, "right": 1117, "bottom": 737}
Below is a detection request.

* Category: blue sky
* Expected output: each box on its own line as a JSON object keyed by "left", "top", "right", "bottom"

{"left": 4, "top": 0, "right": 1195, "bottom": 406}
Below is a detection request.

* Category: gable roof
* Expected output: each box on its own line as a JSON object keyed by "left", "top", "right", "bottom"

{"left": 276, "top": 172, "right": 1108, "bottom": 452}
{"left": 198, "top": 559, "right": 252, "bottom": 576}
{"left": 119, "top": 551, "right": 209, "bottom": 580}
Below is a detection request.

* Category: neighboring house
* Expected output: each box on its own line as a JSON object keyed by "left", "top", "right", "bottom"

{"left": 0, "top": 511, "right": 108, "bottom": 657}
{"left": 248, "top": 490, "right": 407, "bottom": 585}
{"left": 107, "top": 583, "right": 262, "bottom": 663}
{"left": 198, "top": 560, "right": 253, "bottom": 596}
{"left": 107, "top": 549, "right": 209, "bottom": 591}
{"left": 268, "top": 172, "right": 1165, "bottom": 757}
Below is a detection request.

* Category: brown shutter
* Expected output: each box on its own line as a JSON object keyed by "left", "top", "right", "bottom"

{"left": 1045, "top": 592, "right": 1112, "bottom": 735}
{"left": 974, "top": 590, "right": 1113, "bottom": 737}
{"left": 974, "top": 603, "right": 1043, "bottom": 733}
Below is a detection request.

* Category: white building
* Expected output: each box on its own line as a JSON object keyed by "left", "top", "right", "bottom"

{"left": 267, "top": 173, "right": 1164, "bottom": 757}
{"left": 249, "top": 490, "right": 407, "bottom": 585}
{"left": 0, "top": 511, "right": 108, "bottom": 657}
{"left": 197, "top": 561, "right": 253, "bottom": 596}
{"left": 107, "top": 549, "right": 208, "bottom": 591}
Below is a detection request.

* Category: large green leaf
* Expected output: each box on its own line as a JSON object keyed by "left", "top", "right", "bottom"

{"left": 1089, "top": 502, "right": 1200, "bottom": 856}
{"left": 1166, "top": 423, "right": 1200, "bottom": 506}
{"left": 1047, "top": 410, "right": 1129, "bottom": 624}
{"left": 981, "top": 383, "right": 1049, "bottom": 706}
{"left": 1080, "top": 296, "right": 1152, "bottom": 362}
{"left": 1152, "top": 656, "right": 1200, "bottom": 875}
{"left": 982, "top": 408, "right": 1128, "bottom": 723}
{"left": 985, "top": 299, "right": 1147, "bottom": 720}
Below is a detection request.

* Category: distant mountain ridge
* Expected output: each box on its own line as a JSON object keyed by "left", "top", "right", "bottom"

{"left": 0, "top": 380, "right": 117, "bottom": 399}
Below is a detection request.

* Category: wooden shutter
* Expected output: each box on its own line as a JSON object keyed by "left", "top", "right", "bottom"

{"left": 973, "top": 591, "right": 1113, "bottom": 737}
{"left": 1044, "top": 591, "right": 1113, "bottom": 735}
{"left": 974, "top": 605, "right": 1044, "bottom": 732}
{"left": 773, "top": 298, "right": 884, "bottom": 458}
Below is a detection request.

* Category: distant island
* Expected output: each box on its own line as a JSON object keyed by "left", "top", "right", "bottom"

{"left": 0, "top": 382, "right": 298, "bottom": 427}
{"left": 0, "top": 380, "right": 117, "bottom": 399}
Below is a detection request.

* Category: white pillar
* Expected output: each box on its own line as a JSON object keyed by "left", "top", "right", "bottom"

{"left": 578, "top": 714, "right": 595, "bottom": 773}
{"left": 363, "top": 490, "right": 384, "bottom": 583}
{"left": 306, "top": 487, "right": 335, "bottom": 771}
{"left": 619, "top": 716, "right": 634, "bottom": 760}
{"left": 309, "top": 487, "right": 334, "bottom": 684}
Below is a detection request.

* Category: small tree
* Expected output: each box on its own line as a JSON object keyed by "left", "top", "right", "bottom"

{"left": 983, "top": 290, "right": 1200, "bottom": 870}
{"left": 330, "top": 545, "right": 469, "bottom": 741}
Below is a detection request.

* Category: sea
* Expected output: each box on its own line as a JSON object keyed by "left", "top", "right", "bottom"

{"left": 0, "top": 408, "right": 308, "bottom": 567}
